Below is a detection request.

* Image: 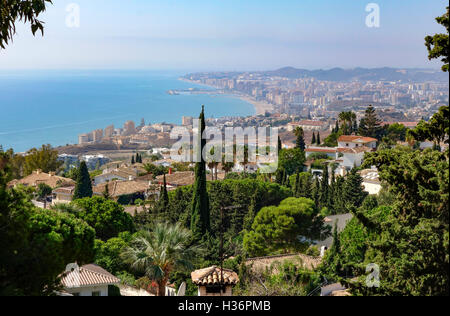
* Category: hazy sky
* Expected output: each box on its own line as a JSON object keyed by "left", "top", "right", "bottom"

{"left": 0, "top": 0, "right": 447, "bottom": 71}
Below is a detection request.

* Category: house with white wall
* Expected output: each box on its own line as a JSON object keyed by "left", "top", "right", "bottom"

{"left": 61, "top": 264, "right": 120, "bottom": 296}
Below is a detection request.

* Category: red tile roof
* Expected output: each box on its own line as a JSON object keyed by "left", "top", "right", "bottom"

{"left": 191, "top": 266, "right": 239, "bottom": 286}
{"left": 305, "top": 147, "right": 337, "bottom": 154}
{"left": 61, "top": 264, "right": 120, "bottom": 288}
{"left": 338, "top": 135, "right": 378, "bottom": 143}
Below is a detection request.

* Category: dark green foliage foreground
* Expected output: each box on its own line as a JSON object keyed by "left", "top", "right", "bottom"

{"left": 0, "top": 0, "right": 53, "bottom": 49}
{"left": 0, "top": 153, "right": 95, "bottom": 295}
{"left": 321, "top": 107, "right": 449, "bottom": 296}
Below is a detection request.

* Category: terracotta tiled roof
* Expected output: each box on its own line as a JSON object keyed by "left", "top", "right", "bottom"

{"left": 93, "top": 180, "right": 149, "bottom": 198}
{"left": 338, "top": 135, "right": 378, "bottom": 143}
{"left": 155, "top": 171, "right": 216, "bottom": 187}
{"left": 305, "top": 147, "right": 337, "bottom": 153}
{"left": 337, "top": 146, "right": 371, "bottom": 154}
{"left": 191, "top": 266, "right": 239, "bottom": 286}
{"left": 9, "top": 170, "right": 75, "bottom": 189}
{"left": 61, "top": 264, "right": 120, "bottom": 288}
{"left": 53, "top": 186, "right": 75, "bottom": 194}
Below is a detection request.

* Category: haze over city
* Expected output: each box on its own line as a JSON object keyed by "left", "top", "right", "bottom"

{"left": 0, "top": 0, "right": 447, "bottom": 70}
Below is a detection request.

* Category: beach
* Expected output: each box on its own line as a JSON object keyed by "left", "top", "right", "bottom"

{"left": 237, "top": 95, "right": 274, "bottom": 115}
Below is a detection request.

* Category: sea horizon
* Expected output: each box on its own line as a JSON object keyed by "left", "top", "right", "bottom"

{"left": 0, "top": 70, "right": 255, "bottom": 153}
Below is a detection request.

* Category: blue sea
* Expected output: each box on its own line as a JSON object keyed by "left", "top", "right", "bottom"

{"left": 0, "top": 70, "right": 254, "bottom": 152}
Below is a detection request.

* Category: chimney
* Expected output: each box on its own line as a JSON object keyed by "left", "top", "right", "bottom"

{"left": 169, "top": 168, "right": 172, "bottom": 175}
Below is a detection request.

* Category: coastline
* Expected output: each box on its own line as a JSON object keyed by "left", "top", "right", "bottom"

{"left": 179, "top": 77, "right": 273, "bottom": 116}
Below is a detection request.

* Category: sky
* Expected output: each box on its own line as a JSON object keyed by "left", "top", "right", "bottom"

{"left": 0, "top": 0, "right": 447, "bottom": 71}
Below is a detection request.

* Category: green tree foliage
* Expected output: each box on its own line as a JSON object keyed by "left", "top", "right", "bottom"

{"left": 190, "top": 106, "right": 210, "bottom": 241}
{"left": 319, "top": 165, "right": 330, "bottom": 209}
{"left": 386, "top": 123, "right": 407, "bottom": 142}
{"left": 143, "top": 163, "right": 167, "bottom": 178}
{"left": 0, "top": 158, "right": 95, "bottom": 295}
{"left": 157, "top": 173, "right": 169, "bottom": 213}
{"left": 407, "top": 105, "right": 449, "bottom": 146}
{"left": 358, "top": 105, "right": 383, "bottom": 140}
{"left": 72, "top": 196, "right": 135, "bottom": 241}
{"left": 36, "top": 182, "right": 52, "bottom": 200}
{"left": 346, "top": 144, "right": 449, "bottom": 295}
{"left": 73, "top": 161, "right": 92, "bottom": 200}
{"left": 311, "top": 132, "right": 316, "bottom": 145}
{"left": 341, "top": 168, "right": 368, "bottom": 211}
{"left": 278, "top": 148, "right": 305, "bottom": 176}
{"left": 316, "top": 132, "right": 321, "bottom": 145}
{"left": 22, "top": 144, "right": 63, "bottom": 176}
{"left": 243, "top": 197, "right": 329, "bottom": 257}
{"left": 94, "top": 232, "right": 133, "bottom": 276}
{"left": 0, "top": 0, "right": 52, "bottom": 49}
{"left": 294, "top": 127, "right": 306, "bottom": 151}
{"left": 121, "top": 222, "right": 202, "bottom": 296}
{"left": 338, "top": 111, "right": 357, "bottom": 134}
{"left": 425, "top": 6, "right": 449, "bottom": 72}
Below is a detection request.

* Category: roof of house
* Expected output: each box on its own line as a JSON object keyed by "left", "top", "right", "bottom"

{"left": 53, "top": 186, "right": 76, "bottom": 194}
{"left": 9, "top": 170, "right": 75, "bottom": 189}
{"left": 338, "top": 135, "right": 378, "bottom": 143}
{"left": 381, "top": 121, "right": 418, "bottom": 128}
{"left": 305, "top": 147, "right": 337, "bottom": 154}
{"left": 359, "top": 169, "right": 381, "bottom": 184}
{"left": 155, "top": 171, "right": 216, "bottom": 187}
{"left": 191, "top": 266, "right": 239, "bottom": 286}
{"left": 93, "top": 180, "right": 149, "bottom": 198}
{"left": 337, "top": 146, "right": 372, "bottom": 154}
{"left": 61, "top": 264, "right": 120, "bottom": 288}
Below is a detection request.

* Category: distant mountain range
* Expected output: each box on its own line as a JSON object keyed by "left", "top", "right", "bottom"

{"left": 260, "top": 67, "right": 448, "bottom": 82}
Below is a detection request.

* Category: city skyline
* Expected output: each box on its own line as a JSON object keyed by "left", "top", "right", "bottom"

{"left": 0, "top": 0, "right": 447, "bottom": 71}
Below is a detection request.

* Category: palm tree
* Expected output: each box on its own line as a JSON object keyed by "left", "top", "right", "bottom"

{"left": 121, "top": 222, "right": 202, "bottom": 296}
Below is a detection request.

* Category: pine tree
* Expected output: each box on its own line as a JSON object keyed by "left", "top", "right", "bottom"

{"left": 312, "top": 132, "right": 316, "bottom": 145}
{"left": 358, "top": 105, "right": 382, "bottom": 139}
{"left": 342, "top": 168, "right": 368, "bottom": 211}
{"left": 190, "top": 106, "right": 210, "bottom": 240}
{"left": 73, "top": 161, "right": 92, "bottom": 200}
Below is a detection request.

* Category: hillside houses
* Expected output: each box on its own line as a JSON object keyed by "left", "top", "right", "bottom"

{"left": 305, "top": 135, "right": 378, "bottom": 176}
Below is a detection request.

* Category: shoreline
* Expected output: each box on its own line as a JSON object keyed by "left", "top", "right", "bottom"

{"left": 179, "top": 77, "right": 273, "bottom": 116}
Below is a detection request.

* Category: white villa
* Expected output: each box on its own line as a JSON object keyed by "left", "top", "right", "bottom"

{"left": 60, "top": 264, "right": 120, "bottom": 296}
{"left": 305, "top": 135, "right": 378, "bottom": 176}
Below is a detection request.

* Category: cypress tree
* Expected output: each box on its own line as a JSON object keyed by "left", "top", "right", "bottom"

{"left": 131, "top": 155, "right": 135, "bottom": 165}
{"left": 278, "top": 136, "right": 282, "bottom": 153}
{"left": 294, "top": 172, "right": 300, "bottom": 197}
{"left": 294, "top": 127, "right": 306, "bottom": 151}
{"left": 190, "top": 106, "right": 210, "bottom": 240}
{"left": 312, "top": 132, "right": 316, "bottom": 145}
{"left": 312, "top": 176, "right": 320, "bottom": 209}
{"left": 317, "top": 132, "right": 321, "bottom": 145}
{"left": 73, "top": 161, "right": 92, "bottom": 200}
{"left": 102, "top": 182, "right": 110, "bottom": 199}
{"left": 159, "top": 173, "right": 169, "bottom": 212}
{"left": 319, "top": 164, "right": 329, "bottom": 209}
